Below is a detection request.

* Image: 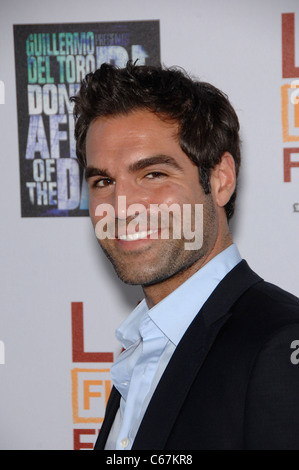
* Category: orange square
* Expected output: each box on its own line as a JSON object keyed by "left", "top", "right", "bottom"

{"left": 281, "top": 83, "right": 299, "bottom": 142}
{"left": 71, "top": 368, "right": 111, "bottom": 424}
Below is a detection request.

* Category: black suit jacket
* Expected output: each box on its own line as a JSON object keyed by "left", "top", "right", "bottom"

{"left": 95, "top": 260, "right": 299, "bottom": 450}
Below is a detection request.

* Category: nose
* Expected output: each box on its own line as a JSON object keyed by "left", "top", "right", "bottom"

{"left": 113, "top": 179, "right": 149, "bottom": 221}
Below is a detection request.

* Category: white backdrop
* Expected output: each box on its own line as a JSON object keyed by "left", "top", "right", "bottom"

{"left": 0, "top": 0, "right": 298, "bottom": 450}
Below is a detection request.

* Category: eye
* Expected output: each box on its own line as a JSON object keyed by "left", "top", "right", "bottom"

{"left": 145, "top": 171, "right": 167, "bottom": 179}
{"left": 93, "top": 178, "right": 115, "bottom": 188}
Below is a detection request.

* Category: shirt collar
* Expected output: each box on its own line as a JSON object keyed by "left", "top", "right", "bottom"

{"left": 115, "top": 300, "right": 149, "bottom": 349}
{"left": 115, "top": 244, "right": 242, "bottom": 349}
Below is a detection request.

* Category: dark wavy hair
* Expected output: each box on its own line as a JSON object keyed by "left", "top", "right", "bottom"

{"left": 71, "top": 62, "right": 241, "bottom": 220}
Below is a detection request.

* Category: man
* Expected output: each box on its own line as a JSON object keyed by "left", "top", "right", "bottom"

{"left": 72, "top": 62, "right": 299, "bottom": 450}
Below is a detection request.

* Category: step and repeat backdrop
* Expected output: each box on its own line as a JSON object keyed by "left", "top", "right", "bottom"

{"left": 0, "top": 0, "right": 298, "bottom": 450}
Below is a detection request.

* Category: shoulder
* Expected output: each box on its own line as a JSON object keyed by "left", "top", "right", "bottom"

{"left": 232, "top": 278, "right": 299, "bottom": 329}
{"left": 224, "top": 277, "right": 299, "bottom": 448}
{"left": 250, "top": 280, "right": 299, "bottom": 308}
{"left": 239, "top": 279, "right": 299, "bottom": 366}
{"left": 214, "top": 275, "right": 299, "bottom": 366}
{"left": 243, "top": 316, "right": 299, "bottom": 449}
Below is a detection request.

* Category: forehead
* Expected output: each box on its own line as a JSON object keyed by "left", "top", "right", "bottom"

{"left": 85, "top": 110, "right": 181, "bottom": 163}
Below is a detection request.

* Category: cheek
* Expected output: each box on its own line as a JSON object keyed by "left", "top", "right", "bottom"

{"left": 88, "top": 196, "right": 97, "bottom": 223}
{"left": 151, "top": 183, "right": 200, "bottom": 206}
{"left": 89, "top": 193, "right": 106, "bottom": 228}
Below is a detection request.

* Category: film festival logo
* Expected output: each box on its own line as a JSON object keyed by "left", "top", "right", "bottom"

{"left": 281, "top": 12, "right": 299, "bottom": 211}
{"left": 71, "top": 302, "right": 113, "bottom": 450}
{"left": 94, "top": 197, "right": 204, "bottom": 250}
{"left": 288, "top": 78, "right": 299, "bottom": 213}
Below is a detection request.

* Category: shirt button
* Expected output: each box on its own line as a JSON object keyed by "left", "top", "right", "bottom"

{"left": 120, "top": 437, "right": 129, "bottom": 449}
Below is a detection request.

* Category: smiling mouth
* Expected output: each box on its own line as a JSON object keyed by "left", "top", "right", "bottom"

{"left": 118, "top": 229, "right": 158, "bottom": 241}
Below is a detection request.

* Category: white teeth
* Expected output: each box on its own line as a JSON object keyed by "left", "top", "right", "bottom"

{"left": 118, "top": 230, "right": 156, "bottom": 241}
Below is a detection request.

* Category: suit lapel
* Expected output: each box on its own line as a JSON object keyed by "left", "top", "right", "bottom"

{"left": 94, "top": 386, "right": 121, "bottom": 450}
{"left": 132, "top": 261, "right": 262, "bottom": 449}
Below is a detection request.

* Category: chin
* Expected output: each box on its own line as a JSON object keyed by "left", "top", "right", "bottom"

{"left": 114, "top": 267, "right": 164, "bottom": 287}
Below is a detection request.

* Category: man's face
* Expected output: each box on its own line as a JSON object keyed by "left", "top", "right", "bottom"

{"left": 85, "top": 110, "right": 218, "bottom": 286}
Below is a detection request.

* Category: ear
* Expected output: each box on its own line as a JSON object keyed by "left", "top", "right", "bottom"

{"left": 210, "top": 152, "right": 236, "bottom": 208}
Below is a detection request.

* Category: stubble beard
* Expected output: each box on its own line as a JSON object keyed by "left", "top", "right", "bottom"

{"left": 97, "top": 196, "right": 217, "bottom": 288}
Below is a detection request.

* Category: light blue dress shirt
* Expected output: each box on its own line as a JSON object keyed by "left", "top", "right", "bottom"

{"left": 105, "top": 244, "right": 242, "bottom": 450}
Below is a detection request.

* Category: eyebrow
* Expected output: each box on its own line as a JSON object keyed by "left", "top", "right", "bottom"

{"left": 128, "top": 155, "right": 184, "bottom": 173}
{"left": 85, "top": 155, "right": 184, "bottom": 181}
{"left": 85, "top": 166, "right": 111, "bottom": 181}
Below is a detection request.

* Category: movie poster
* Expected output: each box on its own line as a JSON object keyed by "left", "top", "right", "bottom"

{"left": 14, "top": 21, "right": 160, "bottom": 217}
